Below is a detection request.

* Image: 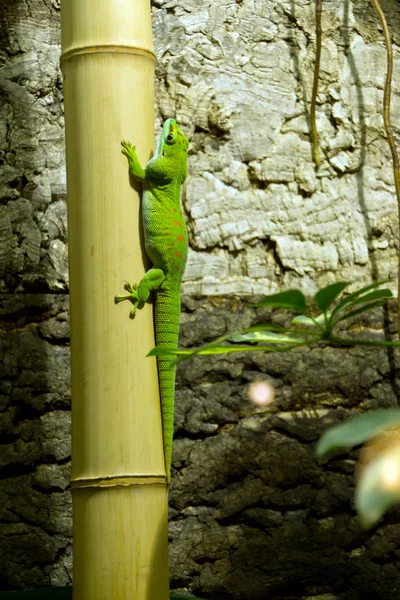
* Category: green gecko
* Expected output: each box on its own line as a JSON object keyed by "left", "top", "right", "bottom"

{"left": 115, "top": 118, "right": 189, "bottom": 484}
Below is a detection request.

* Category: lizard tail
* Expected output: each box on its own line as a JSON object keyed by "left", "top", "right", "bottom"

{"left": 154, "top": 289, "right": 181, "bottom": 484}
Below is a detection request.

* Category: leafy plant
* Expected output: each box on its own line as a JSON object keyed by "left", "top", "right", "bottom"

{"left": 149, "top": 280, "right": 397, "bottom": 364}
{"left": 317, "top": 409, "right": 400, "bottom": 528}
{"left": 149, "top": 279, "right": 400, "bottom": 527}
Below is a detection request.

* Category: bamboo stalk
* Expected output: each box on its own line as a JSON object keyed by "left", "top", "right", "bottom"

{"left": 60, "top": 1, "right": 170, "bottom": 598}
{"left": 369, "top": 0, "right": 400, "bottom": 334}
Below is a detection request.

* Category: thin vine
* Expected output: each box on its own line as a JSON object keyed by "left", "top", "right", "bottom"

{"left": 310, "top": 0, "right": 322, "bottom": 168}
{"left": 369, "top": 0, "right": 400, "bottom": 335}
{"left": 311, "top": 0, "right": 400, "bottom": 333}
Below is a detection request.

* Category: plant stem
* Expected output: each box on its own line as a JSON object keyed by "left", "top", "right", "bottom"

{"left": 311, "top": 0, "right": 322, "bottom": 168}
{"left": 370, "top": 0, "right": 400, "bottom": 335}
{"left": 329, "top": 334, "right": 400, "bottom": 348}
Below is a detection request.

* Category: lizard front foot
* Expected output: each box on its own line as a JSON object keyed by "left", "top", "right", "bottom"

{"left": 121, "top": 140, "right": 136, "bottom": 160}
{"left": 114, "top": 282, "right": 140, "bottom": 318}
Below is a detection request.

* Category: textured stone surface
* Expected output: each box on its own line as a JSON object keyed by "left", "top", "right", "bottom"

{"left": 169, "top": 297, "right": 400, "bottom": 599}
{"left": 0, "top": 295, "right": 71, "bottom": 590}
{"left": 0, "top": 0, "right": 400, "bottom": 296}
{"left": 1, "top": 293, "right": 400, "bottom": 598}
{"left": 151, "top": 0, "right": 400, "bottom": 295}
{"left": 0, "top": 0, "right": 66, "bottom": 293}
{"left": 1, "top": 0, "right": 400, "bottom": 597}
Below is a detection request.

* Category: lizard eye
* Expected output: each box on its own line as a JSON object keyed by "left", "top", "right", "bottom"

{"left": 166, "top": 133, "right": 174, "bottom": 142}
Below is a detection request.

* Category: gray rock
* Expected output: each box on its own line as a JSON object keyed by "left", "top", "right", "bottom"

{"left": 2, "top": 0, "right": 400, "bottom": 596}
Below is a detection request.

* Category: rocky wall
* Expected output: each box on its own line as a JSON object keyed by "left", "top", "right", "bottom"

{"left": 1, "top": 294, "right": 400, "bottom": 598}
{"left": 1, "top": 0, "right": 400, "bottom": 597}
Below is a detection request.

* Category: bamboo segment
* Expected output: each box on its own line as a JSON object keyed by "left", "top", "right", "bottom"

{"left": 63, "top": 52, "right": 161, "bottom": 481}
{"left": 73, "top": 486, "right": 169, "bottom": 599}
{"left": 60, "top": 1, "right": 169, "bottom": 598}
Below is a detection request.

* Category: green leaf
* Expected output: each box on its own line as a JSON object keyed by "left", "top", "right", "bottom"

{"left": 148, "top": 345, "right": 234, "bottom": 357}
{"left": 239, "top": 324, "right": 320, "bottom": 337}
{"left": 336, "top": 300, "right": 387, "bottom": 323}
{"left": 316, "top": 409, "right": 400, "bottom": 457}
{"left": 248, "top": 290, "right": 308, "bottom": 313}
{"left": 355, "top": 446, "right": 400, "bottom": 528}
{"left": 238, "top": 324, "right": 292, "bottom": 333}
{"left": 314, "top": 282, "right": 350, "bottom": 313}
{"left": 329, "top": 335, "right": 400, "bottom": 349}
{"left": 330, "top": 280, "right": 391, "bottom": 321}
{"left": 291, "top": 312, "right": 329, "bottom": 328}
{"left": 147, "top": 345, "right": 182, "bottom": 356}
{"left": 148, "top": 334, "right": 312, "bottom": 365}
{"left": 149, "top": 342, "right": 303, "bottom": 359}
{"left": 348, "top": 288, "right": 392, "bottom": 306}
{"left": 230, "top": 331, "right": 306, "bottom": 344}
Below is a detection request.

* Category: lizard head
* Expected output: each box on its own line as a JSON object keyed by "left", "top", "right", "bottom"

{"left": 158, "top": 118, "right": 189, "bottom": 183}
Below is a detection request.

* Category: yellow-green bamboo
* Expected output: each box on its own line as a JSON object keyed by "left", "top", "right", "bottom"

{"left": 60, "top": 1, "right": 169, "bottom": 598}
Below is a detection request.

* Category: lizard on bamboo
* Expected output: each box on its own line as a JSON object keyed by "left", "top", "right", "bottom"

{"left": 115, "top": 118, "right": 189, "bottom": 484}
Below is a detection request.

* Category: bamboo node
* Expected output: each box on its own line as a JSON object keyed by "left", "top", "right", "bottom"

{"left": 70, "top": 474, "right": 166, "bottom": 489}
{"left": 60, "top": 44, "right": 156, "bottom": 67}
